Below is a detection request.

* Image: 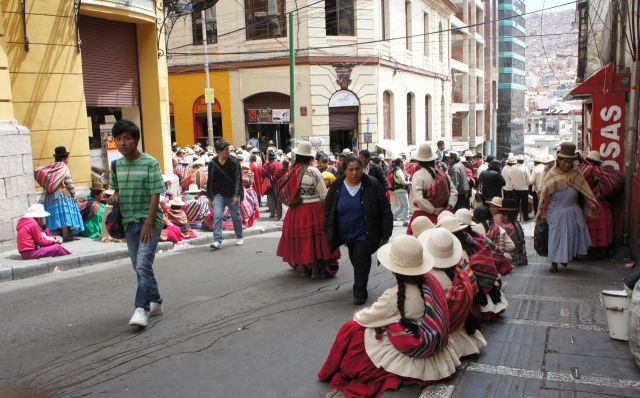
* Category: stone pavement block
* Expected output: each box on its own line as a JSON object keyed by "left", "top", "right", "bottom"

{"left": 48, "top": 256, "right": 79, "bottom": 272}
{"left": 0, "top": 267, "right": 12, "bottom": 282}
{"left": 77, "top": 252, "right": 107, "bottom": 268}
{"left": 546, "top": 379, "right": 639, "bottom": 397}
{"left": 475, "top": 326, "right": 546, "bottom": 371}
{"left": 379, "top": 385, "right": 422, "bottom": 397}
{"left": 12, "top": 261, "right": 48, "bottom": 279}
{"left": 547, "top": 327, "right": 632, "bottom": 360}
{"left": 451, "top": 371, "right": 558, "bottom": 398}
{"left": 544, "top": 353, "right": 640, "bottom": 384}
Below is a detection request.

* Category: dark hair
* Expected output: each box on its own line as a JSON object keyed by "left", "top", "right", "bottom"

{"left": 112, "top": 119, "right": 141, "bottom": 141}
{"left": 500, "top": 210, "right": 519, "bottom": 225}
{"left": 282, "top": 159, "right": 290, "bottom": 168}
{"left": 55, "top": 155, "right": 68, "bottom": 162}
{"left": 489, "top": 160, "right": 502, "bottom": 172}
{"left": 344, "top": 154, "right": 364, "bottom": 170}
{"left": 360, "top": 149, "right": 371, "bottom": 159}
{"left": 474, "top": 206, "right": 494, "bottom": 233}
{"left": 215, "top": 139, "right": 230, "bottom": 153}
{"left": 170, "top": 205, "right": 182, "bottom": 211}
{"left": 396, "top": 274, "right": 425, "bottom": 336}
{"left": 453, "top": 230, "right": 479, "bottom": 256}
{"left": 503, "top": 152, "right": 509, "bottom": 158}
{"left": 294, "top": 154, "right": 313, "bottom": 166}
{"left": 393, "top": 158, "right": 403, "bottom": 167}
{"left": 90, "top": 190, "right": 102, "bottom": 198}
{"left": 317, "top": 154, "right": 328, "bottom": 163}
{"left": 241, "top": 145, "right": 246, "bottom": 150}
{"left": 486, "top": 155, "right": 495, "bottom": 163}
{"left": 418, "top": 160, "right": 437, "bottom": 180}
{"left": 250, "top": 155, "right": 256, "bottom": 162}
{"left": 437, "top": 140, "right": 445, "bottom": 147}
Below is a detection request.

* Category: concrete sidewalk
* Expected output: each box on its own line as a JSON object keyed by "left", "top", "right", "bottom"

{"left": 0, "top": 208, "right": 282, "bottom": 283}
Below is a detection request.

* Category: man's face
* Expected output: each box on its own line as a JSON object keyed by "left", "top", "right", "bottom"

{"left": 115, "top": 132, "right": 138, "bottom": 156}
{"left": 359, "top": 155, "right": 369, "bottom": 167}
{"left": 438, "top": 144, "right": 445, "bottom": 150}
{"left": 219, "top": 145, "right": 231, "bottom": 158}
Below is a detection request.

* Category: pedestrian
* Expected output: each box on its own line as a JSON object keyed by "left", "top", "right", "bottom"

{"left": 435, "top": 140, "right": 445, "bottom": 163}
{"left": 476, "top": 155, "right": 494, "bottom": 179}
{"left": 511, "top": 155, "right": 532, "bottom": 221}
{"left": 502, "top": 155, "right": 515, "bottom": 199}
{"left": 248, "top": 134, "right": 259, "bottom": 148}
{"left": 17, "top": 204, "right": 72, "bottom": 259}
{"left": 390, "top": 157, "right": 411, "bottom": 226}
{"left": 322, "top": 170, "right": 336, "bottom": 189}
{"left": 262, "top": 151, "right": 283, "bottom": 220}
{"left": 108, "top": 119, "right": 166, "bottom": 327}
{"left": 407, "top": 143, "right": 457, "bottom": 234}
{"left": 537, "top": 143, "right": 599, "bottom": 273}
{"left": 319, "top": 235, "right": 461, "bottom": 397}
{"left": 324, "top": 155, "right": 393, "bottom": 304}
{"left": 277, "top": 141, "right": 340, "bottom": 278}
{"left": 206, "top": 139, "right": 245, "bottom": 250}
{"left": 487, "top": 196, "right": 505, "bottom": 228}
{"left": 337, "top": 153, "right": 347, "bottom": 176}
{"left": 500, "top": 152, "right": 509, "bottom": 169}
{"left": 35, "top": 146, "right": 85, "bottom": 241}
{"left": 579, "top": 151, "right": 614, "bottom": 255}
{"left": 471, "top": 206, "right": 515, "bottom": 253}
{"left": 448, "top": 152, "right": 470, "bottom": 211}
{"left": 530, "top": 155, "right": 545, "bottom": 217}
{"left": 359, "top": 149, "right": 387, "bottom": 188}
{"left": 78, "top": 182, "right": 106, "bottom": 239}
{"left": 497, "top": 198, "right": 527, "bottom": 266}
{"left": 478, "top": 160, "right": 505, "bottom": 208}
{"left": 316, "top": 153, "right": 338, "bottom": 177}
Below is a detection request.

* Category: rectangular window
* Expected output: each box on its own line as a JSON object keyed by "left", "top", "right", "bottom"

{"left": 245, "top": 0, "right": 286, "bottom": 40}
{"left": 425, "top": 96, "right": 430, "bottom": 140}
{"left": 407, "top": 94, "right": 413, "bottom": 145}
{"left": 192, "top": 6, "right": 217, "bottom": 44}
{"left": 405, "top": 1, "right": 411, "bottom": 50}
{"left": 326, "top": 0, "right": 355, "bottom": 36}
{"left": 424, "top": 13, "right": 429, "bottom": 56}
{"left": 381, "top": 0, "right": 388, "bottom": 40}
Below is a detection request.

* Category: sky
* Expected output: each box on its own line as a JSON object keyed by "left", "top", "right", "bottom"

{"left": 525, "top": 0, "right": 578, "bottom": 14}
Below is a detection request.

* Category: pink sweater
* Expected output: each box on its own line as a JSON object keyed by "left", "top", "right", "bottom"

{"left": 16, "top": 217, "right": 54, "bottom": 252}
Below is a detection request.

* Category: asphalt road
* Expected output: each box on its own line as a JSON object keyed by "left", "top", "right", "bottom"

{"left": 0, "top": 231, "right": 407, "bottom": 398}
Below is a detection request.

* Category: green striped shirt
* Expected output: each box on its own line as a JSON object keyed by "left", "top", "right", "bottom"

{"left": 109, "top": 153, "right": 165, "bottom": 231}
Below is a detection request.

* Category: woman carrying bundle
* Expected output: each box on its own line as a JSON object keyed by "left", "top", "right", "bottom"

{"left": 78, "top": 182, "right": 106, "bottom": 239}
{"left": 319, "top": 236, "right": 459, "bottom": 397}
{"left": 407, "top": 143, "right": 458, "bottom": 235}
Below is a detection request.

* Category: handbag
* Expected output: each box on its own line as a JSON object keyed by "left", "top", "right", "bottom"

{"left": 533, "top": 221, "right": 549, "bottom": 257}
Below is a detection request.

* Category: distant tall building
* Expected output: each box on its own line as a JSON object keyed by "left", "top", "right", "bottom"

{"left": 497, "top": 0, "right": 526, "bottom": 154}
{"left": 525, "top": 73, "right": 537, "bottom": 87}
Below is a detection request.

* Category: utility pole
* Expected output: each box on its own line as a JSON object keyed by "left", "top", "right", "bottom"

{"left": 289, "top": 11, "right": 296, "bottom": 148}
{"left": 201, "top": 11, "right": 214, "bottom": 147}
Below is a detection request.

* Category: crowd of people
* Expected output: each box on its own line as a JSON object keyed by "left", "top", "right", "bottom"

{"left": 17, "top": 119, "right": 627, "bottom": 396}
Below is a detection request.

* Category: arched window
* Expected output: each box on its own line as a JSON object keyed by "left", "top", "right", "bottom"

{"left": 439, "top": 22, "right": 444, "bottom": 62}
{"left": 383, "top": 91, "right": 392, "bottom": 140}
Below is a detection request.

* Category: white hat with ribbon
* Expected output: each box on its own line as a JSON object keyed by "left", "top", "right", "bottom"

{"left": 377, "top": 235, "right": 434, "bottom": 276}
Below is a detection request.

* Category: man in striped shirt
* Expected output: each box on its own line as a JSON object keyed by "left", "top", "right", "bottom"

{"left": 109, "top": 119, "right": 166, "bottom": 327}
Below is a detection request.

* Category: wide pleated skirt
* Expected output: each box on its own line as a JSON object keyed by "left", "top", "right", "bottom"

{"left": 43, "top": 192, "right": 84, "bottom": 232}
{"left": 318, "top": 321, "right": 436, "bottom": 398}
{"left": 277, "top": 202, "right": 340, "bottom": 265}
{"left": 547, "top": 187, "right": 591, "bottom": 264}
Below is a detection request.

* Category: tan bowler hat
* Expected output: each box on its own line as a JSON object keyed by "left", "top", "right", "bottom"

{"left": 377, "top": 235, "right": 434, "bottom": 276}
{"left": 436, "top": 216, "right": 467, "bottom": 233}
{"left": 455, "top": 208, "right": 477, "bottom": 226}
{"left": 411, "top": 216, "right": 435, "bottom": 238}
{"left": 417, "top": 228, "right": 464, "bottom": 269}
{"left": 437, "top": 210, "right": 455, "bottom": 222}
{"left": 586, "top": 150, "right": 602, "bottom": 163}
{"left": 412, "top": 143, "right": 438, "bottom": 162}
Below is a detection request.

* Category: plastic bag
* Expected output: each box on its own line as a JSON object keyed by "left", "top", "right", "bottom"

{"left": 534, "top": 222, "right": 549, "bottom": 257}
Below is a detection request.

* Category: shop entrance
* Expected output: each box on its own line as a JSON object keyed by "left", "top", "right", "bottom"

{"left": 244, "top": 92, "right": 291, "bottom": 152}
{"left": 247, "top": 124, "right": 289, "bottom": 152}
{"left": 193, "top": 96, "right": 223, "bottom": 147}
{"left": 329, "top": 130, "right": 356, "bottom": 154}
{"left": 328, "top": 90, "right": 360, "bottom": 154}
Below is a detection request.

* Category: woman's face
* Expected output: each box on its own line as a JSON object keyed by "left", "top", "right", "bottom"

{"left": 499, "top": 212, "right": 508, "bottom": 224}
{"left": 345, "top": 161, "right": 363, "bottom": 184}
{"left": 95, "top": 192, "right": 104, "bottom": 202}
{"left": 490, "top": 204, "right": 499, "bottom": 216}
{"left": 559, "top": 158, "right": 573, "bottom": 172}
{"left": 36, "top": 217, "right": 46, "bottom": 226}
{"left": 324, "top": 178, "right": 331, "bottom": 188}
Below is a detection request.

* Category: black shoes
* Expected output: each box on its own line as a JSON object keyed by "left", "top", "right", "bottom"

{"left": 353, "top": 298, "right": 367, "bottom": 305}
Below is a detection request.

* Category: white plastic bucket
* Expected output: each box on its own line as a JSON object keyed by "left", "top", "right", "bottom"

{"left": 600, "top": 290, "right": 632, "bottom": 341}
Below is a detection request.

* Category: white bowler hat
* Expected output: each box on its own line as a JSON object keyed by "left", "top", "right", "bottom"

{"left": 545, "top": 155, "right": 556, "bottom": 163}
{"left": 436, "top": 216, "right": 467, "bottom": 233}
{"left": 251, "top": 148, "right": 260, "bottom": 153}
{"left": 184, "top": 184, "right": 202, "bottom": 194}
{"left": 104, "top": 189, "right": 115, "bottom": 196}
{"left": 411, "top": 216, "right": 435, "bottom": 238}
{"left": 463, "top": 150, "right": 474, "bottom": 158}
{"left": 586, "top": 150, "right": 602, "bottom": 163}
{"left": 515, "top": 154, "right": 525, "bottom": 161}
{"left": 412, "top": 142, "right": 438, "bottom": 162}
{"left": 417, "top": 228, "right": 463, "bottom": 269}
{"left": 534, "top": 154, "right": 544, "bottom": 162}
{"left": 192, "top": 157, "right": 206, "bottom": 167}
{"left": 436, "top": 210, "right": 454, "bottom": 222}
{"left": 24, "top": 204, "right": 50, "bottom": 218}
{"left": 343, "top": 148, "right": 351, "bottom": 154}
{"left": 507, "top": 156, "right": 517, "bottom": 164}
{"left": 292, "top": 141, "right": 316, "bottom": 157}
{"left": 455, "top": 208, "right": 477, "bottom": 226}
{"left": 377, "top": 235, "right": 434, "bottom": 276}
{"left": 169, "top": 198, "right": 185, "bottom": 206}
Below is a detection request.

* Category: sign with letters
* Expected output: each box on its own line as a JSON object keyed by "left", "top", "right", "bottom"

{"left": 591, "top": 92, "right": 625, "bottom": 171}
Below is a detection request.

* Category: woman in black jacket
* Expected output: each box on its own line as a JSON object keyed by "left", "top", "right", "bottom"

{"left": 324, "top": 155, "right": 394, "bottom": 305}
{"left": 478, "top": 160, "right": 506, "bottom": 208}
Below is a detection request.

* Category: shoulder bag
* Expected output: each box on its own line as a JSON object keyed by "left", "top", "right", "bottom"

{"left": 105, "top": 160, "right": 125, "bottom": 239}
{"left": 211, "top": 158, "right": 244, "bottom": 202}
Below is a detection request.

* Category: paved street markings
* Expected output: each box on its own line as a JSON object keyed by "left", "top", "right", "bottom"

{"left": 560, "top": 308, "right": 570, "bottom": 316}
{"left": 419, "top": 384, "right": 455, "bottom": 398}
{"left": 505, "top": 294, "right": 597, "bottom": 304}
{"left": 498, "top": 318, "right": 608, "bottom": 332}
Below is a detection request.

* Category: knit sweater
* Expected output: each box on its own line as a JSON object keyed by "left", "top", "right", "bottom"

{"left": 300, "top": 166, "right": 327, "bottom": 204}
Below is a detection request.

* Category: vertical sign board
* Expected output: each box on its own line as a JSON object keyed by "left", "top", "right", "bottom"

{"left": 591, "top": 92, "right": 625, "bottom": 171}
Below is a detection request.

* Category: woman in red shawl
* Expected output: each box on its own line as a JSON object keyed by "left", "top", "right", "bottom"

{"left": 249, "top": 155, "right": 267, "bottom": 206}
{"left": 580, "top": 151, "right": 614, "bottom": 256}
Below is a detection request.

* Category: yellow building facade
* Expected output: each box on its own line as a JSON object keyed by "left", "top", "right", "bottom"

{"left": 0, "top": 0, "right": 173, "bottom": 189}
{"left": 168, "top": 71, "right": 233, "bottom": 147}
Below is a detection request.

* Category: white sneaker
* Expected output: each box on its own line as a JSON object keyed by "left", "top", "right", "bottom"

{"left": 236, "top": 238, "right": 244, "bottom": 246}
{"left": 148, "top": 302, "right": 163, "bottom": 317}
{"left": 129, "top": 308, "right": 148, "bottom": 327}
{"left": 210, "top": 242, "right": 221, "bottom": 250}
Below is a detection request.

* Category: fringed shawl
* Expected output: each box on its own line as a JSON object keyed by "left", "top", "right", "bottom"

{"left": 77, "top": 196, "right": 101, "bottom": 222}
{"left": 458, "top": 257, "right": 479, "bottom": 296}
{"left": 424, "top": 168, "right": 451, "bottom": 207}
{"left": 34, "top": 162, "right": 68, "bottom": 193}
{"left": 167, "top": 209, "right": 191, "bottom": 233}
{"left": 444, "top": 266, "right": 474, "bottom": 331}
{"left": 468, "top": 246, "right": 498, "bottom": 295}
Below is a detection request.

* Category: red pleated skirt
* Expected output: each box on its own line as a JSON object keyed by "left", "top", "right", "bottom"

{"left": 277, "top": 202, "right": 340, "bottom": 265}
{"left": 585, "top": 199, "right": 613, "bottom": 248}
{"left": 318, "top": 321, "right": 435, "bottom": 398}
{"left": 473, "top": 303, "right": 505, "bottom": 323}
{"left": 406, "top": 211, "right": 438, "bottom": 235}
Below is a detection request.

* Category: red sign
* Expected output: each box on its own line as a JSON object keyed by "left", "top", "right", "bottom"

{"left": 169, "top": 102, "right": 174, "bottom": 116}
{"left": 105, "top": 140, "right": 118, "bottom": 151}
{"left": 591, "top": 92, "right": 625, "bottom": 171}
{"left": 193, "top": 95, "right": 221, "bottom": 114}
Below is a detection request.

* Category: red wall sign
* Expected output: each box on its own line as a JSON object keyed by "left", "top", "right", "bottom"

{"left": 193, "top": 95, "right": 221, "bottom": 114}
{"left": 591, "top": 92, "right": 625, "bottom": 171}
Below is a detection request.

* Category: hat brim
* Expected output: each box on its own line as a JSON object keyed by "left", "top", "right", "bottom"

{"left": 488, "top": 200, "right": 502, "bottom": 207}
{"left": 557, "top": 153, "right": 578, "bottom": 159}
{"left": 53, "top": 151, "right": 70, "bottom": 157}
{"left": 417, "top": 229, "right": 464, "bottom": 269}
{"left": 499, "top": 207, "right": 518, "bottom": 212}
{"left": 436, "top": 223, "right": 467, "bottom": 233}
{"left": 412, "top": 224, "right": 435, "bottom": 237}
{"left": 292, "top": 147, "right": 317, "bottom": 157}
{"left": 586, "top": 156, "right": 602, "bottom": 163}
{"left": 91, "top": 187, "right": 106, "bottom": 191}
{"left": 412, "top": 152, "right": 438, "bottom": 162}
{"left": 377, "top": 242, "right": 434, "bottom": 276}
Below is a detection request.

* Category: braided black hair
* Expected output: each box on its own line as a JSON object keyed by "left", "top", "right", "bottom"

{"left": 396, "top": 274, "right": 424, "bottom": 336}
{"left": 465, "top": 310, "right": 481, "bottom": 335}
{"left": 473, "top": 206, "right": 494, "bottom": 234}
{"left": 418, "top": 160, "right": 437, "bottom": 180}
{"left": 464, "top": 225, "right": 480, "bottom": 239}
{"left": 453, "top": 230, "right": 479, "bottom": 256}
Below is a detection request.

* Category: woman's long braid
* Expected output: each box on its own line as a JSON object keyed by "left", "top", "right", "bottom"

{"left": 418, "top": 161, "right": 437, "bottom": 180}
{"left": 443, "top": 266, "right": 456, "bottom": 281}
{"left": 454, "top": 231, "right": 478, "bottom": 256}
{"left": 396, "top": 274, "right": 420, "bottom": 335}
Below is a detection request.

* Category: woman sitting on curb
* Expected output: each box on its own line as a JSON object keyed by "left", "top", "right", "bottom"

{"left": 17, "top": 204, "right": 72, "bottom": 259}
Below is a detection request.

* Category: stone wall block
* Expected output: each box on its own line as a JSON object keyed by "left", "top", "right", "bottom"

{"left": 4, "top": 175, "right": 33, "bottom": 198}
{"left": 22, "top": 153, "right": 33, "bottom": 174}
{"left": 0, "top": 155, "right": 25, "bottom": 178}
{"left": 0, "top": 120, "right": 19, "bottom": 136}
{"left": 0, "top": 179, "right": 5, "bottom": 199}
{"left": 0, "top": 220, "right": 13, "bottom": 241}
{"left": 0, "top": 135, "right": 31, "bottom": 157}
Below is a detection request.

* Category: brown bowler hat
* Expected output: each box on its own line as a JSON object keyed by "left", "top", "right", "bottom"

{"left": 91, "top": 182, "right": 105, "bottom": 191}
{"left": 557, "top": 142, "right": 578, "bottom": 159}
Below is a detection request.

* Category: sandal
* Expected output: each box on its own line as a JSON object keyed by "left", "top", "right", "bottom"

{"left": 550, "top": 263, "right": 559, "bottom": 273}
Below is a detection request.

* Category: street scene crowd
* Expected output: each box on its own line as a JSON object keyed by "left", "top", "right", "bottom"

{"left": 15, "top": 119, "right": 639, "bottom": 397}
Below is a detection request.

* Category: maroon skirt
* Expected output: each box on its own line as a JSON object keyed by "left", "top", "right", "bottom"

{"left": 277, "top": 202, "right": 340, "bottom": 265}
{"left": 318, "top": 321, "right": 435, "bottom": 398}
{"left": 585, "top": 199, "right": 613, "bottom": 248}
{"left": 406, "top": 211, "right": 438, "bottom": 235}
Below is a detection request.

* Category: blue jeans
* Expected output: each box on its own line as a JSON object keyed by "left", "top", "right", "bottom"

{"left": 125, "top": 221, "right": 162, "bottom": 312}
{"left": 392, "top": 191, "right": 410, "bottom": 223}
{"left": 212, "top": 194, "right": 244, "bottom": 244}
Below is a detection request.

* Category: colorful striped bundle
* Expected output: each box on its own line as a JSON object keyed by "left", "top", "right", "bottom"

{"left": 424, "top": 169, "right": 451, "bottom": 207}
{"left": 469, "top": 246, "right": 498, "bottom": 295}
{"left": 240, "top": 188, "right": 259, "bottom": 219}
{"left": 34, "top": 162, "right": 68, "bottom": 193}
{"left": 384, "top": 273, "right": 450, "bottom": 359}
{"left": 184, "top": 196, "right": 209, "bottom": 225}
{"left": 444, "top": 266, "right": 474, "bottom": 331}
{"left": 595, "top": 166, "right": 624, "bottom": 201}
{"left": 275, "top": 163, "right": 307, "bottom": 207}
{"left": 458, "top": 257, "right": 479, "bottom": 296}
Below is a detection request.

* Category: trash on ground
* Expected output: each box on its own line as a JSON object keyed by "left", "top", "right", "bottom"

{"left": 53, "top": 266, "right": 63, "bottom": 273}
{"left": 170, "top": 243, "right": 193, "bottom": 251}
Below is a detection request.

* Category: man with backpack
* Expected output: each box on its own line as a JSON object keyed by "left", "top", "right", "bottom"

{"left": 108, "top": 120, "right": 166, "bottom": 327}
{"left": 206, "top": 139, "right": 244, "bottom": 250}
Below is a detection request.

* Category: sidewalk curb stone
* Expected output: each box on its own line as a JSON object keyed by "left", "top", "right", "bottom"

{"left": 1, "top": 224, "right": 282, "bottom": 284}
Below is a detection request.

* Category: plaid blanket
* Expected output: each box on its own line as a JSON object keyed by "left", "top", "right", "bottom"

{"left": 275, "top": 163, "right": 308, "bottom": 207}
{"left": 34, "top": 162, "right": 68, "bottom": 193}
{"left": 535, "top": 165, "right": 599, "bottom": 225}
{"left": 174, "top": 165, "right": 191, "bottom": 181}
{"left": 469, "top": 245, "right": 498, "bottom": 295}
{"left": 240, "top": 188, "right": 259, "bottom": 219}
{"left": 424, "top": 168, "right": 451, "bottom": 207}
{"left": 444, "top": 266, "right": 474, "bottom": 331}
{"left": 385, "top": 273, "right": 450, "bottom": 358}
{"left": 184, "top": 197, "right": 209, "bottom": 229}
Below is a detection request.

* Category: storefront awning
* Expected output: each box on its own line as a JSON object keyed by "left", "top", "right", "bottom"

{"left": 563, "top": 62, "right": 631, "bottom": 101}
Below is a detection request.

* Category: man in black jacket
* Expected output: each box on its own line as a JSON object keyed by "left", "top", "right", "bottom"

{"left": 359, "top": 150, "right": 388, "bottom": 189}
{"left": 478, "top": 160, "right": 506, "bottom": 208}
{"left": 324, "top": 156, "right": 393, "bottom": 305}
{"left": 206, "top": 139, "right": 244, "bottom": 250}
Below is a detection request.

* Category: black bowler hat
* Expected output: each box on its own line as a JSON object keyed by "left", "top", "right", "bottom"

{"left": 500, "top": 198, "right": 518, "bottom": 211}
{"left": 53, "top": 146, "right": 70, "bottom": 157}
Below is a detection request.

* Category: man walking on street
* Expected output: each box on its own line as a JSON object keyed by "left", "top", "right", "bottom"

{"left": 448, "top": 152, "right": 469, "bottom": 211}
{"left": 511, "top": 155, "right": 531, "bottom": 221}
{"left": 262, "top": 151, "right": 283, "bottom": 220}
{"left": 109, "top": 120, "right": 166, "bottom": 327}
{"left": 359, "top": 150, "right": 387, "bottom": 188}
{"left": 206, "top": 139, "right": 244, "bottom": 250}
